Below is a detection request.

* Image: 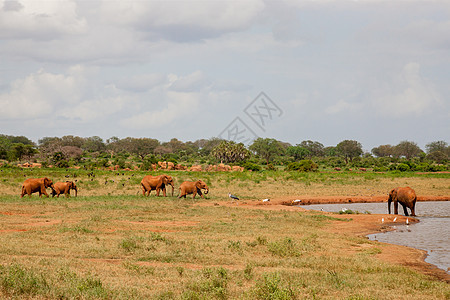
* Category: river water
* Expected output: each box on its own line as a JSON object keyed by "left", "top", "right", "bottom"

{"left": 299, "top": 201, "right": 449, "bottom": 273}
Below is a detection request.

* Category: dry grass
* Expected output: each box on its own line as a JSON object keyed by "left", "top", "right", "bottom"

{"left": 0, "top": 168, "right": 449, "bottom": 299}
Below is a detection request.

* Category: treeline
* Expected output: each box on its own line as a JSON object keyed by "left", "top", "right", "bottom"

{"left": 0, "top": 134, "right": 449, "bottom": 172}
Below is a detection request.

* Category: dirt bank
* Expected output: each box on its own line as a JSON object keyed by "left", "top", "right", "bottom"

{"left": 198, "top": 195, "right": 450, "bottom": 283}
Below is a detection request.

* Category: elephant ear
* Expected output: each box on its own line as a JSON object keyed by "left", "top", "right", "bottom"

{"left": 195, "top": 180, "right": 202, "bottom": 189}
{"left": 389, "top": 188, "right": 397, "bottom": 199}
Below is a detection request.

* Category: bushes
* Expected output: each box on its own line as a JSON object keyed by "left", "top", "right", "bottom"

{"left": 286, "top": 160, "right": 318, "bottom": 172}
{"left": 242, "top": 161, "right": 261, "bottom": 171}
{"left": 396, "top": 163, "right": 410, "bottom": 172}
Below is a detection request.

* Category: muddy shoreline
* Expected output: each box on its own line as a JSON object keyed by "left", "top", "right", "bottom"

{"left": 200, "top": 195, "right": 450, "bottom": 283}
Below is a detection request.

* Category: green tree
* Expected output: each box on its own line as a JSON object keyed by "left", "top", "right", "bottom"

{"left": 211, "top": 141, "right": 250, "bottom": 163}
{"left": 336, "top": 140, "right": 363, "bottom": 164}
{"left": 425, "top": 141, "right": 448, "bottom": 154}
{"left": 249, "top": 138, "right": 285, "bottom": 164}
{"left": 299, "top": 140, "right": 324, "bottom": 157}
{"left": 394, "top": 141, "right": 422, "bottom": 159}
{"left": 371, "top": 144, "right": 394, "bottom": 157}
{"left": 286, "top": 145, "right": 310, "bottom": 161}
{"left": 82, "top": 136, "right": 106, "bottom": 152}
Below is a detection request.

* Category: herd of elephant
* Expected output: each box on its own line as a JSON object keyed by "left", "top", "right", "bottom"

{"left": 19, "top": 176, "right": 417, "bottom": 216}
{"left": 20, "top": 175, "right": 210, "bottom": 200}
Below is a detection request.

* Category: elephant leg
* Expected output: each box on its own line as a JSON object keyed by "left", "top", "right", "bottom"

{"left": 198, "top": 190, "right": 204, "bottom": 199}
{"left": 410, "top": 206, "right": 416, "bottom": 217}
{"left": 402, "top": 204, "right": 409, "bottom": 216}
{"left": 162, "top": 187, "right": 166, "bottom": 197}
{"left": 394, "top": 201, "right": 399, "bottom": 215}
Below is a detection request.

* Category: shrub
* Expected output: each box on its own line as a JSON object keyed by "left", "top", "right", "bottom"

{"left": 397, "top": 163, "right": 410, "bottom": 172}
{"left": 242, "top": 161, "right": 261, "bottom": 171}
{"left": 286, "top": 160, "right": 318, "bottom": 172}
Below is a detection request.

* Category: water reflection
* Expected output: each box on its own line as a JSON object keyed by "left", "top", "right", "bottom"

{"left": 300, "top": 201, "right": 450, "bottom": 273}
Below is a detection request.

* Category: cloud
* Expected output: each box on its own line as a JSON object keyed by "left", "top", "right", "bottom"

{"left": 0, "top": 67, "right": 84, "bottom": 119}
{"left": 116, "top": 73, "right": 167, "bottom": 93}
{"left": 372, "top": 62, "right": 442, "bottom": 117}
{"left": 120, "top": 91, "right": 200, "bottom": 129}
{"left": 100, "top": 0, "right": 265, "bottom": 42}
{"left": 0, "top": 0, "right": 87, "bottom": 40}
{"left": 325, "top": 99, "right": 361, "bottom": 115}
{"left": 169, "top": 71, "right": 209, "bottom": 92}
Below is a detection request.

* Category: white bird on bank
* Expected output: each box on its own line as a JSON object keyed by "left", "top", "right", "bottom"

{"left": 406, "top": 218, "right": 409, "bottom": 225}
{"left": 291, "top": 199, "right": 301, "bottom": 205}
{"left": 393, "top": 217, "right": 397, "bottom": 222}
{"left": 262, "top": 198, "right": 270, "bottom": 202}
{"left": 381, "top": 218, "right": 384, "bottom": 223}
{"left": 228, "top": 193, "right": 239, "bottom": 200}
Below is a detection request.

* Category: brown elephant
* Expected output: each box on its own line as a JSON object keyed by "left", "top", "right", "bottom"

{"left": 52, "top": 181, "right": 78, "bottom": 198}
{"left": 21, "top": 177, "right": 55, "bottom": 198}
{"left": 178, "top": 180, "right": 209, "bottom": 199}
{"left": 141, "top": 175, "right": 174, "bottom": 197}
{"left": 388, "top": 186, "right": 417, "bottom": 216}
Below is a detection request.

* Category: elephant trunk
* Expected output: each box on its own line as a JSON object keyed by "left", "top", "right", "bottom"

{"left": 74, "top": 186, "right": 78, "bottom": 197}
{"left": 171, "top": 184, "right": 174, "bottom": 196}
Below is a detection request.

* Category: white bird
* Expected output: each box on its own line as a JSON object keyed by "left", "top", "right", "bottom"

{"left": 381, "top": 218, "right": 384, "bottom": 223}
{"left": 393, "top": 217, "right": 397, "bottom": 222}
{"left": 406, "top": 218, "right": 409, "bottom": 225}
{"left": 262, "top": 198, "right": 270, "bottom": 202}
{"left": 228, "top": 193, "right": 239, "bottom": 200}
{"left": 291, "top": 199, "right": 301, "bottom": 205}
{"left": 320, "top": 208, "right": 324, "bottom": 212}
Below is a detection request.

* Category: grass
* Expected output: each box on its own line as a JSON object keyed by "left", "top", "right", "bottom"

{"left": 0, "top": 169, "right": 449, "bottom": 298}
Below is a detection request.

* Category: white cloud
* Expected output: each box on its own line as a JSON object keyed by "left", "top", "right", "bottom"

{"left": 99, "top": 0, "right": 265, "bottom": 42}
{"left": 169, "top": 71, "right": 209, "bottom": 92}
{"left": 325, "top": 99, "right": 360, "bottom": 115}
{"left": 372, "top": 62, "right": 442, "bottom": 117}
{"left": 0, "top": 68, "right": 84, "bottom": 119}
{"left": 120, "top": 91, "right": 200, "bottom": 129}
{"left": 0, "top": 0, "right": 87, "bottom": 39}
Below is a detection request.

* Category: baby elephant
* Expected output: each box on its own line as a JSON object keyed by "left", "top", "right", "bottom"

{"left": 178, "top": 180, "right": 209, "bottom": 199}
{"left": 52, "top": 181, "right": 78, "bottom": 198}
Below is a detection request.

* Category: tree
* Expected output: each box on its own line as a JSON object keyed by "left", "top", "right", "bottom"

{"left": 249, "top": 138, "right": 285, "bottom": 164}
{"left": 195, "top": 138, "right": 223, "bottom": 156}
{"left": 286, "top": 145, "right": 310, "bottom": 161}
{"left": 9, "top": 143, "right": 37, "bottom": 161}
{"left": 371, "top": 144, "right": 394, "bottom": 157}
{"left": 336, "top": 140, "right": 363, "bottom": 164}
{"left": 299, "top": 140, "right": 324, "bottom": 157}
{"left": 394, "top": 141, "right": 422, "bottom": 159}
{"left": 211, "top": 141, "right": 250, "bottom": 163}
{"left": 425, "top": 141, "right": 447, "bottom": 154}
{"left": 82, "top": 136, "right": 106, "bottom": 152}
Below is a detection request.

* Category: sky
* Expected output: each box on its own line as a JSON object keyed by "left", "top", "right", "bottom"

{"left": 0, "top": 0, "right": 449, "bottom": 152}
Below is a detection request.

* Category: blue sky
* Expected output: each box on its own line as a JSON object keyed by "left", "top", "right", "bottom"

{"left": 0, "top": 0, "right": 449, "bottom": 151}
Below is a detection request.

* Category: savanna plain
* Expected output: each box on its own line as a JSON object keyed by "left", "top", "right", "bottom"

{"left": 0, "top": 168, "right": 449, "bottom": 299}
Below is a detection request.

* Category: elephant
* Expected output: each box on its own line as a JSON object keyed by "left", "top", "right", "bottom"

{"left": 178, "top": 180, "right": 209, "bottom": 199}
{"left": 52, "top": 181, "right": 78, "bottom": 198}
{"left": 141, "top": 175, "right": 174, "bottom": 197}
{"left": 21, "top": 177, "right": 55, "bottom": 198}
{"left": 388, "top": 186, "right": 417, "bottom": 216}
